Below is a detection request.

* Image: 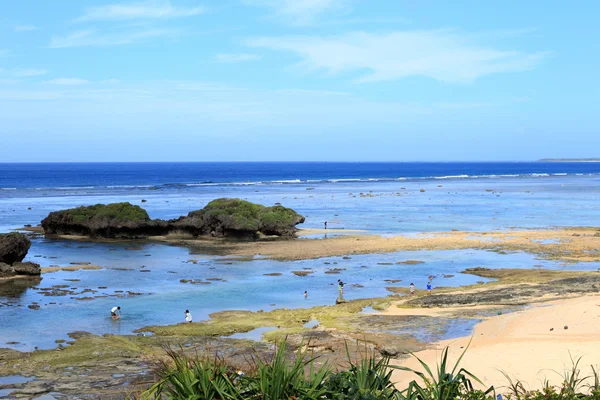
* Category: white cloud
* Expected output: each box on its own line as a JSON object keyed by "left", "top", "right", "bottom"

{"left": 247, "top": 30, "right": 548, "bottom": 84}
{"left": 244, "top": 0, "right": 347, "bottom": 25}
{"left": 47, "top": 78, "right": 89, "bottom": 85}
{"left": 50, "top": 28, "right": 178, "bottom": 48}
{"left": 14, "top": 24, "right": 39, "bottom": 32}
{"left": 13, "top": 69, "right": 48, "bottom": 77}
{"left": 216, "top": 53, "right": 261, "bottom": 63}
{"left": 75, "top": 0, "right": 203, "bottom": 22}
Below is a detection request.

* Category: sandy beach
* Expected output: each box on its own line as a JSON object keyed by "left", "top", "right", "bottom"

{"left": 390, "top": 294, "right": 600, "bottom": 392}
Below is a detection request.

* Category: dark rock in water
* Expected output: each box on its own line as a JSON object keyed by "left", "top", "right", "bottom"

{"left": 0, "top": 232, "right": 31, "bottom": 265}
{"left": 11, "top": 262, "right": 41, "bottom": 275}
{"left": 0, "top": 260, "right": 41, "bottom": 278}
{"left": 292, "top": 270, "right": 313, "bottom": 276}
{"left": 41, "top": 198, "right": 305, "bottom": 239}
{"left": 564, "top": 325, "right": 568, "bottom": 330}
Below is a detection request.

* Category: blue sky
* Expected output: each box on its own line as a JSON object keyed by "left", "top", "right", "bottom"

{"left": 0, "top": 0, "right": 598, "bottom": 161}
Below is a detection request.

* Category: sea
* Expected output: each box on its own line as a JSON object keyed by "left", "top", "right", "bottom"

{"left": 1, "top": 162, "right": 600, "bottom": 350}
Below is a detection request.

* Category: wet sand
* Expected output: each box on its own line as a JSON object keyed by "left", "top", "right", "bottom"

{"left": 391, "top": 294, "right": 600, "bottom": 392}
{"left": 34, "top": 225, "right": 600, "bottom": 263}
{"left": 218, "top": 227, "right": 600, "bottom": 262}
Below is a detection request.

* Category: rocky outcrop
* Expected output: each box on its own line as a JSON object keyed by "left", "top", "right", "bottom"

{"left": 0, "top": 262, "right": 41, "bottom": 278}
{"left": 41, "top": 199, "right": 305, "bottom": 240}
{"left": 41, "top": 202, "right": 168, "bottom": 239}
{"left": 0, "top": 232, "right": 31, "bottom": 264}
{"left": 171, "top": 198, "right": 305, "bottom": 238}
{"left": 0, "top": 233, "right": 40, "bottom": 278}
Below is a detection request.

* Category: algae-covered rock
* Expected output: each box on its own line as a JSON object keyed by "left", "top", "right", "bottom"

{"left": 41, "top": 202, "right": 166, "bottom": 239}
{"left": 41, "top": 199, "right": 305, "bottom": 239}
{"left": 175, "top": 198, "right": 305, "bottom": 237}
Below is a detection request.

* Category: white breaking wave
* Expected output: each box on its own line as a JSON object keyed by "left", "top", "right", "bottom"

{"left": 434, "top": 175, "right": 470, "bottom": 180}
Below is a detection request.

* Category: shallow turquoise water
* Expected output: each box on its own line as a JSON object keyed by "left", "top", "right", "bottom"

{"left": 1, "top": 175, "right": 600, "bottom": 350}
{"left": 1, "top": 244, "right": 597, "bottom": 350}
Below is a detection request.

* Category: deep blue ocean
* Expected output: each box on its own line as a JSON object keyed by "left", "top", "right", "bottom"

{"left": 2, "top": 162, "right": 600, "bottom": 193}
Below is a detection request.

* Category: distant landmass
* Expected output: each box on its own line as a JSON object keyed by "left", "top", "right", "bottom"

{"left": 538, "top": 158, "right": 600, "bottom": 162}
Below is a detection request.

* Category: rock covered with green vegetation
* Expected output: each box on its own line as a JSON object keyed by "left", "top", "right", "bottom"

{"left": 41, "top": 199, "right": 304, "bottom": 239}
{"left": 173, "top": 198, "right": 305, "bottom": 237}
{"left": 41, "top": 202, "right": 166, "bottom": 239}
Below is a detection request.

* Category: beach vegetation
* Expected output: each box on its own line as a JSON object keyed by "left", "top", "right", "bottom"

{"left": 133, "top": 341, "right": 600, "bottom": 400}
{"left": 133, "top": 340, "right": 492, "bottom": 400}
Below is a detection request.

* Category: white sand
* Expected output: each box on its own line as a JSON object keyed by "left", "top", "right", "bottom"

{"left": 391, "top": 295, "right": 600, "bottom": 392}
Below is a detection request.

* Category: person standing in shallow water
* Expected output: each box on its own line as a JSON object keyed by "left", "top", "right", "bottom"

{"left": 324, "top": 221, "right": 328, "bottom": 229}
{"left": 338, "top": 279, "right": 344, "bottom": 295}
{"left": 303, "top": 291, "right": 308, "bottom": 298}
{"left": 184, "top": 310, "right": 192, "bottom": 323}
{"left": 111, "top": 306, "right": 120, "bottom": 319}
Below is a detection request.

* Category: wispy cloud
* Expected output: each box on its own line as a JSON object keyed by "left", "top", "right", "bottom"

{"left": 49, "top": 28, "right": 179, "bottom": 48}
{"left": 47, "top": 78, "right": 89, "bottom": 85}
{"left": 13, "top": 69, "right": 48, "bottom": 77}
{"left": 247, "top": 30, "right": 548, "bottom": 84}
{"left": 216, "top": 53, "right": 261, "bottom": 63}
{"left": 244, "top": 0, "right": 348, "bottom": 26}
{"left": 75, "top": 0, "right": 203, "bottom": 22}
{"left": 14, "top": 24, "right": 39, "bottom": 32}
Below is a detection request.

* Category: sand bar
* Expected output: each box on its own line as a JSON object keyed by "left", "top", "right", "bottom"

{"left": 221, "top": 227, "right": 600, "bottom": 262}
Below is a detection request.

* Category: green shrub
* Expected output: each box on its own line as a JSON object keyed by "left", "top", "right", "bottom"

{"left": 240, "top": 340, "right": 331, "bottom": 399}
{"left": 138, "top": 347, "right": 241, "bottom": 400}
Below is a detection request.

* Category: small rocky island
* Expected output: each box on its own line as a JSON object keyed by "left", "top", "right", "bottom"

{"left": 41, "top": 198, "right": 305, "bottom": 239}
{"left": 0, "top": 232, "right": 41, "bottom": 278}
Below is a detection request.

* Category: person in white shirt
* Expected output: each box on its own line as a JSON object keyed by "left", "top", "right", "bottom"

{"left": 184, "top": 309, "right": 192, "bottom": 323}
{"left": 111, "top": 306, "right": 121, "bottom": 319}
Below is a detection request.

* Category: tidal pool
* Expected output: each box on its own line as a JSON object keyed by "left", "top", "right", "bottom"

{"left": 2, "top": 236, "right": 598, "bottom": 351}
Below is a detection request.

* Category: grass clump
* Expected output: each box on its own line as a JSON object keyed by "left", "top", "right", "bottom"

{"left": 65, "top": 203, "right": 150, "bottom": 223}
